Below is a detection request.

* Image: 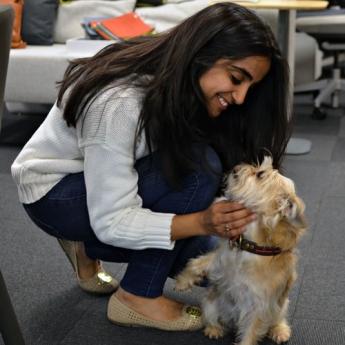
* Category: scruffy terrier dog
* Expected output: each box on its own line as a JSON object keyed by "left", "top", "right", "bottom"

{"left": 175, "top": 156, "right": 307, "bottom": 345}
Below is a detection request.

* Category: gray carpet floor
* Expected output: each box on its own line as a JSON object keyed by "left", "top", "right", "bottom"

{"left": 1, "top": 93, "right": 345, "bottom": 345}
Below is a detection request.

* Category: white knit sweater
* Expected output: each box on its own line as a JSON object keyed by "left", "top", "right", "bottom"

{"left": 11, "top": 84, "right": 175, "bottom": 250}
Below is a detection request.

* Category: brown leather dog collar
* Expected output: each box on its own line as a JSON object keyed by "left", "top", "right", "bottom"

{"left": 229, "top": 235, "right": 282, "bottom": 256}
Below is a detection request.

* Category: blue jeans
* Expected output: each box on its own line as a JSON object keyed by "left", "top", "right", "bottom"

{"left": 23, "top": 147, "right": 222, "bottom": 297}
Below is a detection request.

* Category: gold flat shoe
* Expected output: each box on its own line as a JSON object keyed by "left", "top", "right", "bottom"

{"left": 107, "top": 294, "right": 204, "bottom": 331}
{"left": 57, "top": 238, "right": 118, "bottom": 294}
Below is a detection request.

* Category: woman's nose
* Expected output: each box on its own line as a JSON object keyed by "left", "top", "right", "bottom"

{"left": 232, "top": 86, "right": 249, "bottom": 105}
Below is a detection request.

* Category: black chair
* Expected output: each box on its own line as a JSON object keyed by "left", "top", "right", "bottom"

{"left": 0, "top": 4, "right": 25, "bottom": 345}
{"left": 294, "top": 3, "right": 345, "bottom": 119}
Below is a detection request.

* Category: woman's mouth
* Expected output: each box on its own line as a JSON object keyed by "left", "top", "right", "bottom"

{"left": 217, "top": 94, "right": 229, "bottom": 109}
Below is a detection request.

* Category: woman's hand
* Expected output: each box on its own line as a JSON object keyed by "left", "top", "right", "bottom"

{"left": 198, "top": 200, "right": 256, "bottom": 238}
{"left": 170, "top": 200, "right": 256, "bottom": 241}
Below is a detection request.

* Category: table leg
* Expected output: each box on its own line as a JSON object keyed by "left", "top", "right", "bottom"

{"left": 0, "top": 270, "right": 25, "bottom": 345}
{"left": 279, "top": 10, "right": 312, "bottom": 155}
{"left": 278, "top": 9, "right": 296, "bottom": 84}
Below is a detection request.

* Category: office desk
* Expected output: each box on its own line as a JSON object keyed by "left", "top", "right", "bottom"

{"left": 211, "top": 0, "right": 329, "bottom": 154}
{"left": 235, "top": 1, "right": 328, "bottom": 84}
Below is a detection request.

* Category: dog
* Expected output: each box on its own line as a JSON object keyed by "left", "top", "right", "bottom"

{"left": 175, "top": 156, "right": 307, "bottom": 345}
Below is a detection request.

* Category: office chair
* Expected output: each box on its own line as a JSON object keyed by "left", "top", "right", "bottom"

{"left": 294, "top": 5, "right": 345, "bottom": 119}
{"left": 0, "top": 4, "right": 25, "bottom": 345}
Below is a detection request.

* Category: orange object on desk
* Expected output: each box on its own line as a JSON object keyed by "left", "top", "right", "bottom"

{"left": 90, "top": 12, "right": 154, "bottom": 40}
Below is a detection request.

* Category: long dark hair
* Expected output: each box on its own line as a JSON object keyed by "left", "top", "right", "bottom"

{"left": 57, "top": 2, "right": 292, "bottom": 187}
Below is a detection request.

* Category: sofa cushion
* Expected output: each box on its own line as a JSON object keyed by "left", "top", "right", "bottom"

{"left": 135, "top": 1, "right": 209, "bottom": 33}
{"left": 6, "top": 44, "right": 69, "bottom": 103}
{"left": 21, "top": 0, "right": 59, "bottom": 45}
{"left": 53, "top": 0, "right": 136, "bottom": 43}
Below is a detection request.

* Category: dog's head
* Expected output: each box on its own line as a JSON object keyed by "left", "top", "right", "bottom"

{"left": 225, "top": 156, "right": 307, "bottom": 251}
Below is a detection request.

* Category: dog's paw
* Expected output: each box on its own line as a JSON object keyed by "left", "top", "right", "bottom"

{"left": 204, "top": 324, "right": 225, "bottom": 339}
{"left": 268, "top": 323, "right": 291, "bottom": 344}
{"left": 174, "top": 275, "right": 194, "bottom": 291}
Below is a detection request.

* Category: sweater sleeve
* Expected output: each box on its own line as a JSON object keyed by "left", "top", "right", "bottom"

{"left": 78, "top": 88, "right": 176, "bottom": 251}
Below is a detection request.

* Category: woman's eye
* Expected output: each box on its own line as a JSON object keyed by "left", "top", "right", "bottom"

{"left": 231, "top": 75, "right": 241, "bottom": 85}
{"left": 256, "top": 171, "right": 264, "bottom": 179}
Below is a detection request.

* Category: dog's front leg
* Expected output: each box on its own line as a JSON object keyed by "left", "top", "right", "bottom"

{"left": 267, "top": 272, "right": 296, "bottom": 344}
{"left": 175, "top": 251, "right": 216, "bottom": 291}
{"left": 203, "top": 287, "right": 228, "bottom": 339}
{"left": 267, "top": 298, "right": 291, "bottom": 344}
{"left": 236, "top": 315, "right": 270, "bottom": 345}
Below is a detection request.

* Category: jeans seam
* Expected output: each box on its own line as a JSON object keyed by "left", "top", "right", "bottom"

{"left": 181, "top": 172, "right": 199, "bottom": 214}
{"left": 145, "top": 253, "right": 165, "bottom": 296}
{"left": 138, "top": 171, "right": 161, "bottom": 181}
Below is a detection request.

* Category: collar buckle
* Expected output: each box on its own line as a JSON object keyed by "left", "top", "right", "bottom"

{"left": 229, "top": 234, "right": 242, "bottom": 250}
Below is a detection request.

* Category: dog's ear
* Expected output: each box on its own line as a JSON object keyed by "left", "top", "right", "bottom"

{"left": 279, "top": 195, "right": 306, "bottom": 228}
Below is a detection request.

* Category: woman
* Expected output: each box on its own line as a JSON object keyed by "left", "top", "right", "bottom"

{"left": 11, "top": 2, "right": 291, "bottom": 331}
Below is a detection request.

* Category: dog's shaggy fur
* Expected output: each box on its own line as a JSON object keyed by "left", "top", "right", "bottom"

{"left": 175, "top": 156, "right": 307, "bottom": 345}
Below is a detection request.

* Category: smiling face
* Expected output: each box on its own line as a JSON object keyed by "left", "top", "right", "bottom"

{"left": 199, "top": 56, "right": 271, "bottom": 117}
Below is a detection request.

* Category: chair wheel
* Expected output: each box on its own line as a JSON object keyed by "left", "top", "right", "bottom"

{"left": 311, "top": 107, "right": 327, "bottom": 120}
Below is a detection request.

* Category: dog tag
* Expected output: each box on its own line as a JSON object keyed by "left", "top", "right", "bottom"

{"left": 229, "top": 240, "right": 238, "bottom": 250}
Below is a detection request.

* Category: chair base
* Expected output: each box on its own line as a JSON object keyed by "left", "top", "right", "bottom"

{"left": 295, "top": 68, "right": 345, "bottom": 115}
{"left": 311, "top": 107, "right": 327, "bottom": 120}
{"left": 295, "top": 67, "right": 345, "bottom": 120}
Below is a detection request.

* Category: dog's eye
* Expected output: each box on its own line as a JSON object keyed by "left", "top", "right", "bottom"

{"left": 256, "top": 171, "right": 264, "bottom": 179}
